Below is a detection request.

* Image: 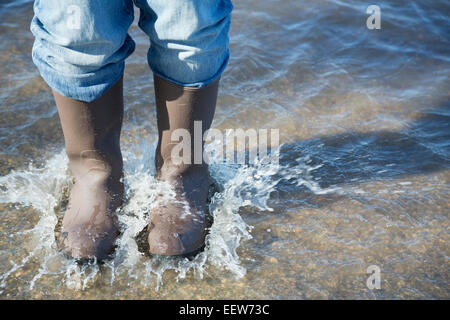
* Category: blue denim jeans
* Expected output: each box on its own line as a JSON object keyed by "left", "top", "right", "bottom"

{"left": 30, "top": 0, "right": 233, "bottom": 102}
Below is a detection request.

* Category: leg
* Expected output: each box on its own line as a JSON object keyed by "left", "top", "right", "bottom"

{"left": 135, "top": 0, "right": 233, "bottom": 87}
{"left": 136, "top": 0, "right": 233, "bottom": 255}
{"left": 31, "top": 0, "right": 135, "bottom": 259}
{"left": 53, "top": 78, "right": 124, "bottom": 260}
{"left": 150, "top": 76, "right": 219, "bottom": 255}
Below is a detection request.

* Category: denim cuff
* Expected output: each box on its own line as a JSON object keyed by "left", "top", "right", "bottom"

{"left": 31, "top": 32, "right": 135, "bottom": 102}
{"left": 150, "top": 49, "right": 230, "bottom": 88}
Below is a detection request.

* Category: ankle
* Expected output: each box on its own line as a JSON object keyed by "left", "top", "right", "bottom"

{"left": 158, "top": 160, "right": 208, "bottom": 181}
{"left": 67, "top": 149, "right": 122, "bottom": 178}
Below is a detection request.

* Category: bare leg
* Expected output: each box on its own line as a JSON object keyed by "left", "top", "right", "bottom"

{"left": 54, "top": 77, "right": 124, "bottom": 260}
{"left": 148, "top": 75, "right": 219, "bottom": 256}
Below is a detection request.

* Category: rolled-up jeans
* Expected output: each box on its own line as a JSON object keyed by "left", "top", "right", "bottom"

{"left": 30, "top": 0, "right": 233, "bottom": 102}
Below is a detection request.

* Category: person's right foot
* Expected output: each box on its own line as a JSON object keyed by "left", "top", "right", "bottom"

{"left": 59, "top": 158, "right": 123, "bottom": 260}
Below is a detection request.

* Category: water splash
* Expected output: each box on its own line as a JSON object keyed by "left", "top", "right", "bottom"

{"left": 0, "top": 136, "right": 341, "bottom": 293}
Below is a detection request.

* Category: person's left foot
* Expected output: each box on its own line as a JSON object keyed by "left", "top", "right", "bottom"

{"left": 147, "top": 163, "right": 211, "bottom": 255}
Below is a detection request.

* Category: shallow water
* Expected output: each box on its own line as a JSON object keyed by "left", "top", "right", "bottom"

{"left": 0, "top": 0, "right": 449, "bottom": 299}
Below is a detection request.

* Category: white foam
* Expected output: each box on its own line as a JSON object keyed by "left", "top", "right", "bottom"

{"left": 0, "top": 139, "right": 337, "bottom": 292}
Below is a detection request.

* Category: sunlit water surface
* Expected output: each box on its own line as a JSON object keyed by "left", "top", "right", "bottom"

{"left": 0, "top": 0, "right": 449, "bottom": 299}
